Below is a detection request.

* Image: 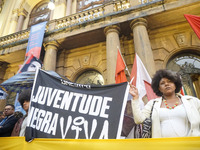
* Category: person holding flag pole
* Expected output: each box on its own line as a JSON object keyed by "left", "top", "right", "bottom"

{"left": 115, "top": 50, "right": 157, "bottom": 138}
{"left": 129, "top": 69, "right": 200, "bottom": 138}
{"left": 115, "top": 50, "right": 200, "bottom": 138}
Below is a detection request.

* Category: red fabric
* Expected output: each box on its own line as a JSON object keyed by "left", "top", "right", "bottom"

{"left": 130, "top": 54, "right": 137, "bottom": 86}
{"left": 180, "top": 87, "right": 187, "bottom": 96}
{"left": 115, "top": 50, "right": 127, "bottom": 83}
{"left": 25, "top": 47, "right": 41, "bottom": 59}
{"left": 26, "top": 54, "right": 34, "bottom": 64}
{"left": 144, "top": 80, "right": 158, "bottom": 101}
{"left": 184, "top": 14, "right": 200, "bottom": 40}
{"left": 180, "top": 88, "right": 185, "bottom": 96}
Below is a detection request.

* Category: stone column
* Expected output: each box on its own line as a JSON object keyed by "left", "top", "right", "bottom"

{"left": 130, "top": 18, "right": 156, "bottom": 77}
{"left": 104, "top": 25, "right": 121, "bottom": 84}
{"left": 52, "top": 0, "right": 67, "bottom": 19}
{"left": 8, "top": 9, "right": 18, "bottom": 34}
{"left": 16, "top": 8, "right": 28, "bottom": 32}
{"left": 66, "top": 0, "right": 72, "bottom": 16}
{"left": 43, "top": 41, "right": 59, "bottom": 71}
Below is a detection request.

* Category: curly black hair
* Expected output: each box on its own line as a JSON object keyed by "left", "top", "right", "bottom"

{"left": 151, "top": 69, "right": 182, "bottom": 96}
{"left": 18, "top": 89, "right": 32, "bottom": 106}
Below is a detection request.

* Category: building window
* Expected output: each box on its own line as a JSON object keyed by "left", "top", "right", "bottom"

{"left": 166, "top": 51, "right": 200, "bottom": 98}
{"left": 75, "top": 70, "right": 104, "bottom": 85}
{"left": 77, "top": 0, "right": 111, "bottom": 12}
{"left": 28, "top": 2, "right": 50, "bottom": 27}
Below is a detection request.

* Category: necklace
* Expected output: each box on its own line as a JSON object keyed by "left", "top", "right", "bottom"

{"left": 163, "top": 98, "right": 179, "bottom": 109}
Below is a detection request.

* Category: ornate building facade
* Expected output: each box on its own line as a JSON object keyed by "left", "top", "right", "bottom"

{"left": 0, "top": 0, "right": 200, "bottom": 110}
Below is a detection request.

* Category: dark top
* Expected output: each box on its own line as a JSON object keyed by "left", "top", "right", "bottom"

{"left": 0, "top": 115, "right": 19, "bottom": 137}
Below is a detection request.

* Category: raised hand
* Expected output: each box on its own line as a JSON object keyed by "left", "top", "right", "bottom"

{"left": 129, "top": 84, "right": 139, "bottom": 100}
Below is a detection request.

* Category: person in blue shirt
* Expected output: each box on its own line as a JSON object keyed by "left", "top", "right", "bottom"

{"left": 0, "top": 104, "right": 18, "bottom": 136}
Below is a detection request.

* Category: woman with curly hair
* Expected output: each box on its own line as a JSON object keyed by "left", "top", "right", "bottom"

{"left": 129, "top": 69, "right": 200, "bottom": 138}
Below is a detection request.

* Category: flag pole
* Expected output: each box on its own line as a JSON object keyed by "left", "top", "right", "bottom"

{"left": 117, "top": 46, "right": 131, "bottom": 77}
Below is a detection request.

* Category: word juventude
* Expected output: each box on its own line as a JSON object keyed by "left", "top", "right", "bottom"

{"left": 32, "top": 86, "right": 113, "bottom": 118}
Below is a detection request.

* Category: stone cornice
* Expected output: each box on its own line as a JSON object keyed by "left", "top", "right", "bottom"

{"left": 0, "top": 0, "right": 199, "bottom": 52}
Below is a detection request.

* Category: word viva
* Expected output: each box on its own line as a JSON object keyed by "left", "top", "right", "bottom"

{"left": 27, "top": 106, "right": 109, "bottom": 139}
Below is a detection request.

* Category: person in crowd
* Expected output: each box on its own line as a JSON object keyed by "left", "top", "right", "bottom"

{"left": 0, "top": 104, "right": 18, "bottom": 137}
{"left": 129, "top": 69, "right": 200, "bottom": 138}
{"left": 11, "top": 89, "right": 31, "bottom": 136}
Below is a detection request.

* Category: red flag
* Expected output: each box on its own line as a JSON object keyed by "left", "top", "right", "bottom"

{"left": 184, "top": 14, "right": 200, "bottom": 40}
{"left": 144, "top": 81, "right": 158, "bottom": 101}
{"left": 129, "top": 54, "right": 157, "bottom": 105}
{"left": 180, "top": 86, "right": 187, "bottom": 96}
{"left": 115, "top": 50, "right": 127, "bottom": 83}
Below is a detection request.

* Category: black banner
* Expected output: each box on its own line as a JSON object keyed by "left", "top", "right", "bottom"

{"left": 25, "top": 69, "right": 129, "bottom": 141}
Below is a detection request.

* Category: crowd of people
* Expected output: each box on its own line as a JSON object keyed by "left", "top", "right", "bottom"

{"left": 0, "top": 89, "right": 31, "bottom": 137}
{"left": 0, "top": 69, "right": 200, "bottom": 138}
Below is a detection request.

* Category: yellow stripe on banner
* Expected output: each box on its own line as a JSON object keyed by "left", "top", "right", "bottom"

{"left": 0, "top": 137, "right": 200, "bottom": 150}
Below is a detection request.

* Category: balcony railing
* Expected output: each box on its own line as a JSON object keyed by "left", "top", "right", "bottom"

{"left": 0, "top": 0, "right": 160, "bottom": 49}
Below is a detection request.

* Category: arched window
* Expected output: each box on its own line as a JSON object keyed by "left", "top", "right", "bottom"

{"left": 75, "top": 70, "right": 104, "bottom": 85}
{"left": 166, "top": 51, "right": 200, "bottom": 98}
{"left": 28, "top": 1, "right": 50, "bottom": 27}
{"left": 77, "top": 0, "right": 111, "bottom": 12}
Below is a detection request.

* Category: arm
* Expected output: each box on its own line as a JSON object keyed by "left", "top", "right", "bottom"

{"left": 131, "top": 98, "right": 155, "bottom": 124}
{"left": 129, "top": 84, "right": 155, "bottom": 124}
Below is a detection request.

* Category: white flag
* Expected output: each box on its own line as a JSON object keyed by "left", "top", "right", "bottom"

{"left": 129, "top": 53, "right": 152, "bottom": 108}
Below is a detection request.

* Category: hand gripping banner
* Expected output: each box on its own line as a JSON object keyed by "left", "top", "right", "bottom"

{"left": 25, "top": 69, "right": 129, "bottom": 141}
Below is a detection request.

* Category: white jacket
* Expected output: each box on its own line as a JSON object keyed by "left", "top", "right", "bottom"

{"left": 131, "top": 94, "right": 200, "bottom": 138}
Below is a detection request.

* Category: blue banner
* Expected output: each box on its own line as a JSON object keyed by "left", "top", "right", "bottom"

{"left": 14, "top": 93, "right": 26, "bottom": 115}
{"left": 26, "top": 21, "right": 47, "bottom": 59}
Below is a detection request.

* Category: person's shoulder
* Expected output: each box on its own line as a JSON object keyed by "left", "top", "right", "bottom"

{"left": 8, "top": 115, "right": 19, "bottom": 122}
{"left": 181, "top": 95, "right": 197, "bottom": 99}
{"left": 180, "top": 94, "right": 200, "bottom": 102}
{"left": 146, "top": 97, "right": 161, "bottom": 106}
